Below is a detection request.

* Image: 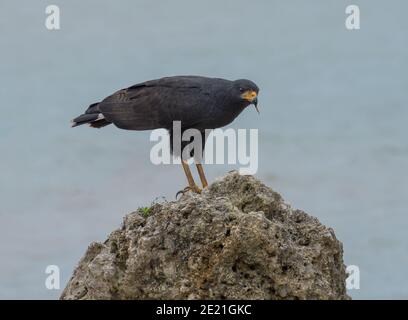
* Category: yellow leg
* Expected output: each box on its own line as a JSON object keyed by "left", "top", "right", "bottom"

{"left": 196, "top": 163, "right": 208, "bottom": 188}
{"left": 181, "top": 160, "right": 201, "bottom": 193}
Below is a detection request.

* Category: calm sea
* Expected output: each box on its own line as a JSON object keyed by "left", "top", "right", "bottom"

{"left": 0, "top": 0, "right": 407, "bottom": 299}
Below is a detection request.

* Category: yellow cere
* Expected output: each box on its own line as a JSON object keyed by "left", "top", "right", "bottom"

{"left": 241, "top": 90, "right": 257, "bottom": 101}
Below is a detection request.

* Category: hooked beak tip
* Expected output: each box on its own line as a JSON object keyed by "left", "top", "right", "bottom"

{"left": 253, "top": 98, "right": 259, "bottom": 114}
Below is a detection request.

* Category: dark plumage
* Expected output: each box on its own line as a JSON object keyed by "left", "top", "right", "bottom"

{"left": 72, "top": 75, "right": 259, "bottom": 194}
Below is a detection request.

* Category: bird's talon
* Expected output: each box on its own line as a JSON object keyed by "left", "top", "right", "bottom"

{"left": 176, "top": 187, "right": 190, "bottom": 199}
{"left": 175, "top": 185, "right": 201, "bottom": 199}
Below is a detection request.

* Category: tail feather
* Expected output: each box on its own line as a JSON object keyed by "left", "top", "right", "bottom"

{"left": 71, "top": 102, "right": 112, "bottom": 128}
{"left": 85, "top": 102, "right": 100, "bottom": 114}
{"left": 71, "top": 113, "right": 99, "bottom": 127}
{"left": 89, "top": 118, "right": 111, "bottom": 128}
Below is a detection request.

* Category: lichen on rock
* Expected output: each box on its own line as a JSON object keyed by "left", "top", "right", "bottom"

{"left": 60, "top": 172, "right": 350, "bottom": 300}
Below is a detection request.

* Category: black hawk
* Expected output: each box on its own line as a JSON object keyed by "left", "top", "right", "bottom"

{"left": 71, "top": 76, "right": 259, "bottom": 195}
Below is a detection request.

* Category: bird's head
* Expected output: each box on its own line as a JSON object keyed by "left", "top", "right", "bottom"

{"left": 232, "top": 79, "right": 260, "bottom": 113}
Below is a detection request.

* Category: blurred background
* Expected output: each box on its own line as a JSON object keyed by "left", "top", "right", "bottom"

{"left": 0, "top": 0, "right": 407, "bottom": 299}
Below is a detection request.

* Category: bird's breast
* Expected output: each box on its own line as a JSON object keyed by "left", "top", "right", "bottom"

{"left": 199, "top": 104, "right": 246, "bottom": 130}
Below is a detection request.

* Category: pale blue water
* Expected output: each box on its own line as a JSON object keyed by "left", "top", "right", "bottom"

{"left": 0, "top": 0, "right": 407, "bottom": 299}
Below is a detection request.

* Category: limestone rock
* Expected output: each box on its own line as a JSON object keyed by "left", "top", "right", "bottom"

{"left": 61, "top": 172, "right": 349, "bottom": 300}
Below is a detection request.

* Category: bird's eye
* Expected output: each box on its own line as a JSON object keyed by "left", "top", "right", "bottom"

{"left": 239, "top": 88, "right": 245, "bottom": 92}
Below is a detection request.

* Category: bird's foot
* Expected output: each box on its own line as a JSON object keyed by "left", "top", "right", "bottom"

{"left": 175, "top": 185, "right": 202, "bottom": 199}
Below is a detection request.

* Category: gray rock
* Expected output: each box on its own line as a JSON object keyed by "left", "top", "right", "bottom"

{"left": 61, "top": 172, "right": 350, "bottom": 300}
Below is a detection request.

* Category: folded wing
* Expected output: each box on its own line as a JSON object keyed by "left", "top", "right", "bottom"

{"left": 98, "top": 78, "right": 214, "bottom": 130}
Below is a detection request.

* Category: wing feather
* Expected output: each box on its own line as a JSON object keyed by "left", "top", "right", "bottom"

{"left": 98, "top": 78, "right": 218, "bottom": 130}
